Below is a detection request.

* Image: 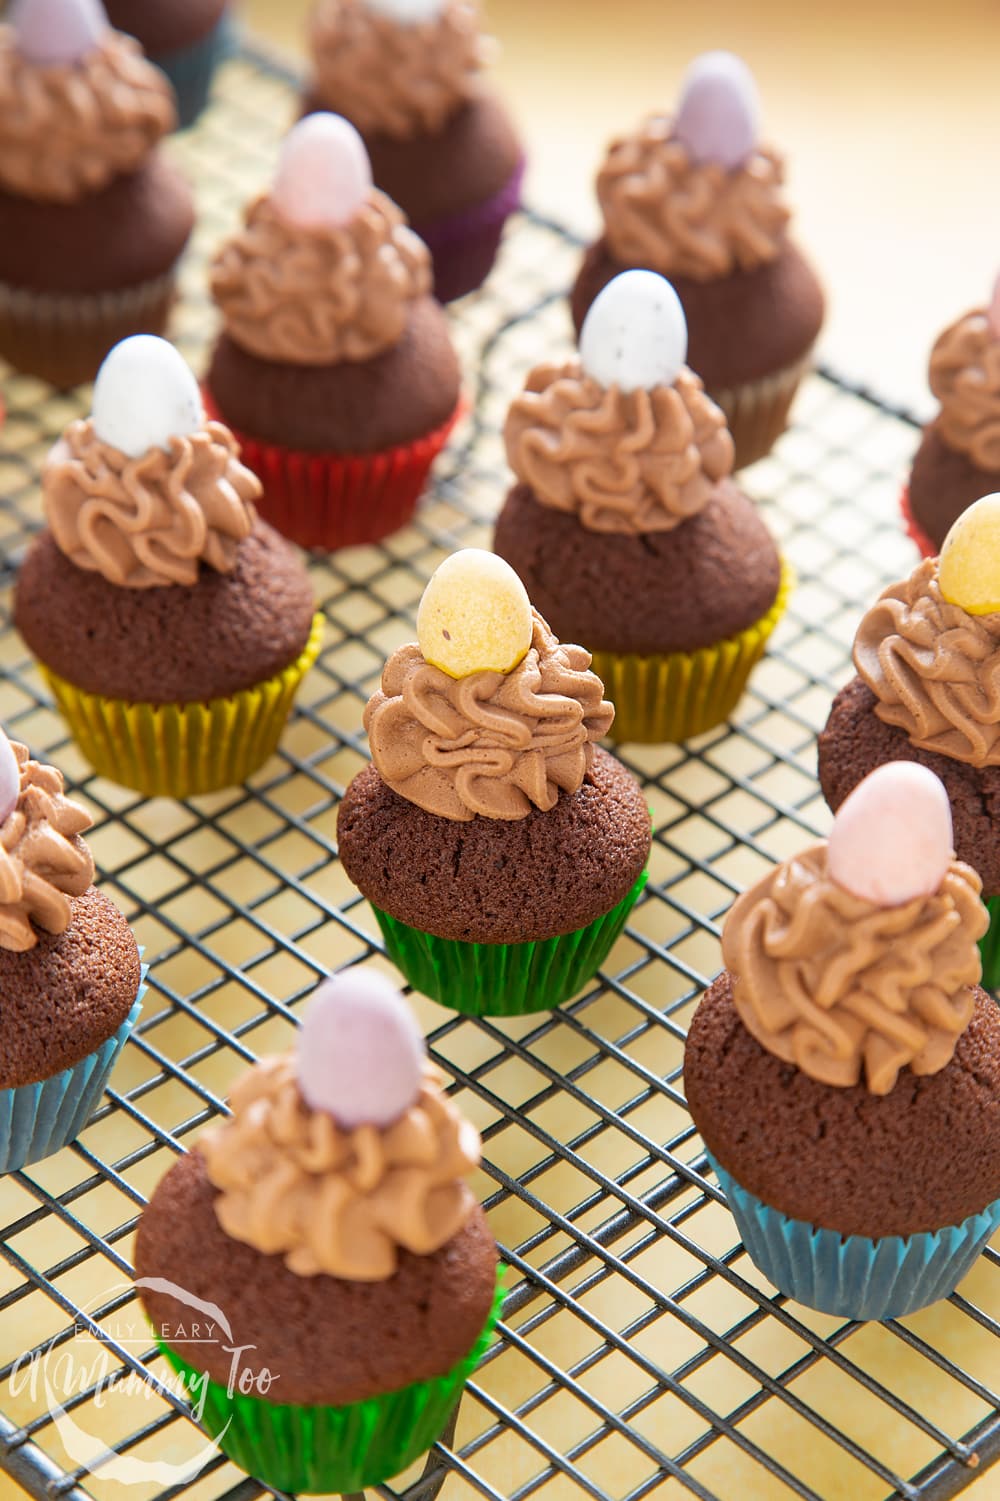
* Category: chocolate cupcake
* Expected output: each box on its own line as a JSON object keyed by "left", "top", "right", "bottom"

{"left": 686, "top": 762, "right": 1000, "bottom": 1320}
{"left": 903, "top": 279, "right": 1000, "bottom": 556}
{"left": 338, "top": 549, "right": 651, "bottom": 1016}
{"left": 570, "top": 52, "right": 824, "bottom": 469}
{"left": 136, "top": 970, "right": 500, "bottom": 1494}
{"left": 205, "top": 113, "right": 462, "bottom": 551}
{"left": 0, "top": 731, "right": 144, "bottom": 1172}
{"left": 818, "top": 494, "right": 1000, "bottom": 985}
{"left": 14, "top": 335, "right": 321, "bottom": 797}
{"left": 303, "top": 0, "right": 524, "bottom": 302}
{"left": 496, "top": 271, "right": 790, "bottom": 742}
{"left": 103, "top": 0, "right": 229, "bottom": 128}
{"left": 0, "top": 0, "right": 194, "bottom": 387}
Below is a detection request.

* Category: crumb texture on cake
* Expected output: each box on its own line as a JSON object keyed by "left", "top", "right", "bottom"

{"left": 0, "top": 887, "right": 140, "bottom": 1089}
{"left": 495, "top": 481, "right": 780, "bottom": 656}
{"left": 207, "top": 296, "right": 460, "bottom": 453}
{"left": 571, "top": 238, "right": 824, "bottom": 391}
{"left": 685, "top": 971, "right": 1000, "bottom": 1238}
{"left": 15, "top": 518, "right": 316, "bottom": 705}
{"left": 819, "top": 676, "right": 1000, "bottom": 895}
{"left": 135, "top": 1148, "right": 497, "bottom": 1406}
{"left": 337, "top": 746, "right": 651, "bottom": 944}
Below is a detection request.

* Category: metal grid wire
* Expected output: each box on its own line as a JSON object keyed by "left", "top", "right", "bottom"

{"left": 2, "top": 38, "right": 1000, "bottom": 1501}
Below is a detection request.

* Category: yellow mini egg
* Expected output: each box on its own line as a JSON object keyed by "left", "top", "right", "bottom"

{"left": 938, "top": 493, "right": 1000, "bottom": 615}
{"left": 417, "top": 550, "right": 533, "bottom": 678}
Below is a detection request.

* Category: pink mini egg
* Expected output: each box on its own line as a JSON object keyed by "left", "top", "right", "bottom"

{"left": 271, "top": 114, "right": 373, "bottom": 232}
{"left": 0, "top": 732, "right": 20, "bottom": 826}
{"left": 673, "top": 51, "right": 761, "bottom": 171}
{"left": 988, "top": 272, "right": 1000, "bottom": 341}
{"left": 11, "top": 0, "right": 106, "bottom": 67}
{"left": 827, "top": 762, "right": 954, "bottom": 907}
{"left": 297, "top": 969, "right": 425, "bottom": 1129}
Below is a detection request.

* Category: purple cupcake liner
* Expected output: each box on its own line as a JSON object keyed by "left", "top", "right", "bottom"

{"left": 709, "top": 1152, "right": 1000, "bottom": 1321}
{"left": 413, "top": 157, "right": 526, "bottom": 303}
{"left": 1, "top": 965, "right": 146, "bottom": 1175}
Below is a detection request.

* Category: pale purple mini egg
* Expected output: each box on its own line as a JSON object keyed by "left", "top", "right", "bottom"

{"left": 673, "top": 51, "right": 761, "bottom": 171}
{"left": 0, "top": 733, "right": 19, "bottom": 826}
{"left": 827, "top": 762, "right": 955, "bottom": 908}
{"left": 11, "top": 0, "right": 106, "bottom": 67}
{"left": 271, "top": 114, "right": 373, "bottom": 232}
{"left": 297, "top": 970, "right": 426, "bottom": 1129}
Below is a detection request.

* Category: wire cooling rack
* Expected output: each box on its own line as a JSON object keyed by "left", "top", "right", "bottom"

{"left": 2, "top": 36, "right": 1000, "bottom": 1501}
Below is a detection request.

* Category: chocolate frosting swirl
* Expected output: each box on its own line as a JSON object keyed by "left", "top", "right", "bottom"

{"left": 0, "top": 742, "right": 95, "bottom": 953}
{"left": 0, "top": 28, "right": 175, "bottom": 203}
{"left": 200, "top": 1054, "right": 480, "bottom": 1281}
{"left": 504, "top": 360, "right": 733, "bottom": 534}
{"left": 309, "top": 0, "right": 486, "bottom": 140}
{"left": 43, "top": 419, "right": 259, "bottom": 591}
{"left": 722, "top": 843, "right": 987, "bottom": 1095}
{"left": 597, "top": 116, "right": 790, "bottom": 282}
{"left": 211, "top": 192, "right": 431, "bottom": 365}
{"left": 854, "top": 558, "right": 1000, "bottom": 768}
{"left": 929, "top": 310, "right": 1000, "bottom": 471}
{"left": 365, "top": 611, "right": 615, "bottom": 821}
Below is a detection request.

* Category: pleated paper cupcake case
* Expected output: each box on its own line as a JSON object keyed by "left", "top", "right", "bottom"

{"left": 712, "top": 353, "right": 814, "bottom": 472}
{"left": 709, "top": 1152, "right": 1000, "bottom": 1322}
{"left": 593, "top": 559, "right": 794, "bottom": 744}
{"left": 40, "top": 612, "right": 324, "bottom": 798}
{"left": 0, "top": 964, "right": 146, "bottom": 1175}
{"left": 372, "top": 868, "right": 648, "bottom": 1017}
{"left": 155, "top": 1271, "right": 504, "bottom": 1494}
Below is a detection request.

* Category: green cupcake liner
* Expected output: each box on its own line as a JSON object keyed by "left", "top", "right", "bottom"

{"left": 372, "top": 868, "right": 648, "bottom": 1016}
{"left": 156, "top": 1273, "right": 503, "bottom": 1494}
{"left": 979, "top": 895, "right": 1000, "bottom": 991}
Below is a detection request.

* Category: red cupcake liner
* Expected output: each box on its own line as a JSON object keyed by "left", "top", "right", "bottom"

{"left": 203, "top": 391, "right": 465, "bottom": 552}
{"left": 900, "top": 485, "right": 937, "bottom": 559}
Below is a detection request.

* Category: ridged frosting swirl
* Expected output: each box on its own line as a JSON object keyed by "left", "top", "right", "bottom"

{"left": 854, "top": 558, "right": 1000, "bottom": 768}
{"left": 0, "top": 28, "right": 175, "bottom": 203}
{"left": 309, "top": 0, "right": 486, "bottom": 140}
{"left": 211, "top": 192, "right": 431, "bottom": 365}
{"left": 722, "top": 843, "right": 987, "bottom": 1094}
{"left": 929, "top": 310, "right": 1000, "bottom": 471}
{"left": 200, "top": 1054, "right": 480, "bottom": 1281}
{"left": 504, "top": 360, "right": 734, "bottom": 534}
{"left": 43, "top": 420, "right": 259, "bottom": 590}
{"left": 365, "top": 611, "right": 614, "bottom": 821}
{"left": 0, "top": 743, "right": 95, "bottom": 953}
{"left": 597, "top": 116, "right": 790, "bottom": 282}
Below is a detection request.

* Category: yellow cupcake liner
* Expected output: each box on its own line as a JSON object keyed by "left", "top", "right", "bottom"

{"left": 593, "top": 560, "right": 794, "bottom": 744}
{"left": 41, "top": 613, "right": 324, "bottom": 798}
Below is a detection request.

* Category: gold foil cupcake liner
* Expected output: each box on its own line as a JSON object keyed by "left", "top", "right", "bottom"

{"left": 714, "top": 355, "right": 813, "bottom": 470}
{"left": 41, "top": 613, "right": 324, "bottom": 797}
{"left": 593, "top": 560, "right": 793, "bottom": 744}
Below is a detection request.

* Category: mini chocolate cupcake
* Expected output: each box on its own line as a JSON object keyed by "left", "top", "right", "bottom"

{"left": 205, "top": 113, "right": 463, "bottom": 551}
{"left": 338, "top": 548, "right": 651, "bottom": 1016}
{"left": 103, "top": 0, "right": 229, "bottom": 128}
{"left": 686, "top": 762, "right": 1000, "bottom": 1321}
{"left": 303, "top": 0, "right": 524, "bottom": 302}
{"left": 903, "top": 278, "right": 1000, "bottom": 556}
{"left": 0, "top": 730, "right": 144, "bottom": 1173}
{"left": 15, "top": 335, "right": 321, "bottom": 797}
{"left": 136, "top": 970, "right": 501, "bottom": 1494}
{"left": 819, "top": 494, "right": 1000, "bottom": 985}
{"left": 0, "top": 0, "right": 194, "bottom": 387}
{"left": 496, "top": 271, "right": 790, "bottom": 742}
{"left": 571, "top": 52, "right": 824, "bottom": 469}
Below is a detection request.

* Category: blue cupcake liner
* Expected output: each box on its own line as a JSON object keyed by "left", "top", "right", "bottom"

{"left": 151, "top": 13, "right": 231, "bottom": 130}
{"left": 0, "top": 964, "right": 146, "bottom": 1175}
{"left": 707, "top": 1152, "right": 1000, "bottom": 1321}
